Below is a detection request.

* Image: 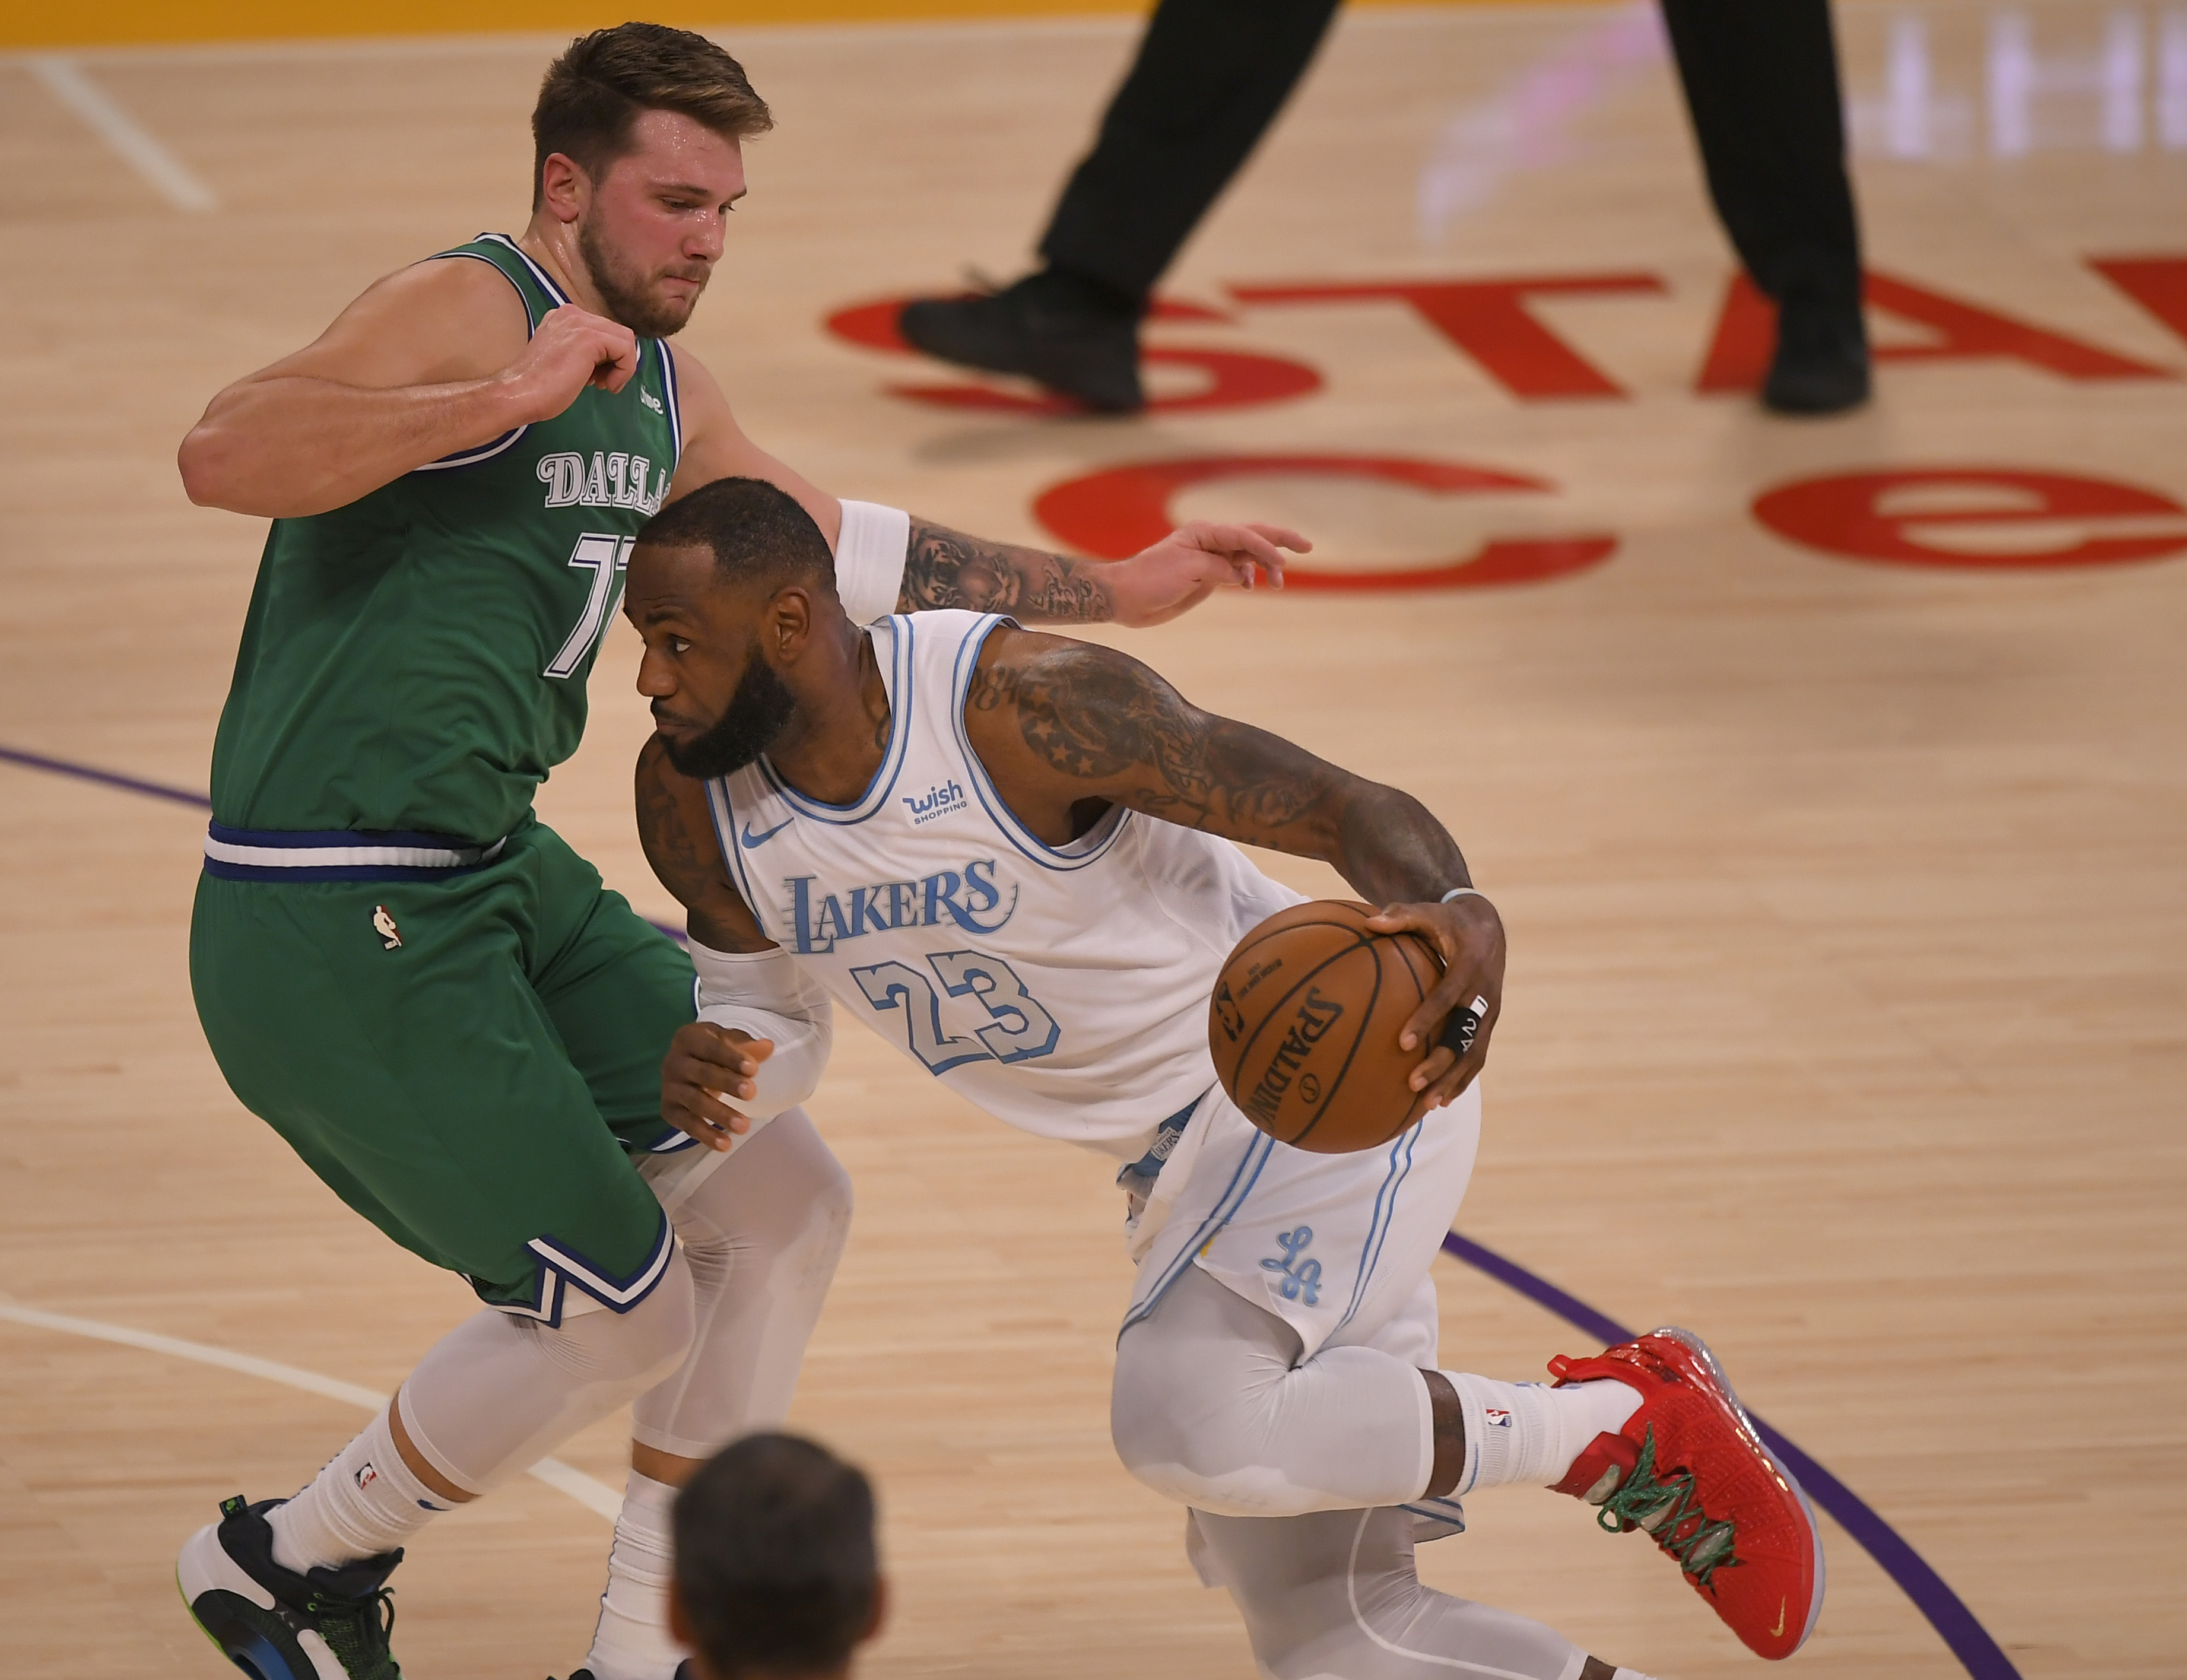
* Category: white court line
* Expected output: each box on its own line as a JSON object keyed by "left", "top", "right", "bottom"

{"left": 0, "top": 1297, "right": 623, "bottom": 1520}
{"left": 27, "top": 55, "right": 219, "bottom": 212}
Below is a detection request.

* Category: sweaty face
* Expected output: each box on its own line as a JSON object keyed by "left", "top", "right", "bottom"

{"left": 573, "top": 110, "right": 745, "bottom": 337}
{"left": 660, "top": 647, "right": 798, "bottom": 780}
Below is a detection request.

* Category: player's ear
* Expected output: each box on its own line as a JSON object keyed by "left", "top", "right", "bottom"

{"left": 538, "top": 151, "right": 589, "bottom": 224}
{"left": 768, "top": 585, "right": 814, "bottom": 658}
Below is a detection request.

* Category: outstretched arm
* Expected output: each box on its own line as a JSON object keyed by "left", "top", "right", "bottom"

{"left": 963, "top": 628, "right": 1504, "bottom": 1111}
{"left": 900, "top": 517, "right": 1307, "bottom": 628}
{"left": 669, "top": 344, "right": 1306, "bottom": 627}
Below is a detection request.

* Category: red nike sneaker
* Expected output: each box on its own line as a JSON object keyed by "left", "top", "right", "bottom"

{"left": 1547, "top": 1328, "right": 1823, "bottom": 1660}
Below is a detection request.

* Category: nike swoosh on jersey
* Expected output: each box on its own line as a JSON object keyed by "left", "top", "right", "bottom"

{"left": 741, "top": 817, "right": 795, "bottom": 847}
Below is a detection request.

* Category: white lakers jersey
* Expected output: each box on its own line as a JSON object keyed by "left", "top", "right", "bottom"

{"left": 706, "top": 611, "right": 1302, "bottom": 1162}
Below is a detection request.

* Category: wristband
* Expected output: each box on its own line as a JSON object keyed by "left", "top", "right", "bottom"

{"left": 834, "top": 500, "right": 912, "bottom": 625}
{"left": 1440, "top": 887, "right": 1487, "bottom": 905}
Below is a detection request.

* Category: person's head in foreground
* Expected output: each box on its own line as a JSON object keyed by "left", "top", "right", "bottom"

{"left": 671, "top": 1432, "right": 885, "bottom": 1680}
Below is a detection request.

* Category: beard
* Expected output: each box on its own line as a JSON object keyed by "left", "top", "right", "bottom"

{"left": 577, "top": 218, "right": 707, "bottom": 338}
{"left": 661, "top": 654, "right": 798, "bottom": 781}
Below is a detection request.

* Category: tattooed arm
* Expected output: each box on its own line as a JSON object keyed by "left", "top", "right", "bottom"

{"left": 635, "top": 738, "right": 793, "bottom": 1148}
{"left": 634, "top": 736, "right": 770, "bottom": 952}
{"left": 960, "top": 627, "right": 1506, "bottom": 1109}
{"left": 899, "top": 517, "right": 1310, "bottom": 628}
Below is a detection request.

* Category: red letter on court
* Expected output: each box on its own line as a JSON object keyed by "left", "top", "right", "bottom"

{"left": 1697, "top": 271, "right": 2172, "bottom": 392}
{"left": 1230, "top": 275, "right": 1665, "bottom": 400}
{"left": 1753, "top": 467, "right": 2187, "bottom": 570}
{"left": 2086, "top": 255, "right": 2187, "bottom": 348}
{"left": 1033, "top": 454, "right": 1616, "bottom": 592}
{"left": 823, "top": 294, "right": 1321, "bottom": 415}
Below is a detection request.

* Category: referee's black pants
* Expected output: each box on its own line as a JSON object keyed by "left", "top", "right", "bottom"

{"left": 1037, "top": 0, "right": 1862, "bottom": 312}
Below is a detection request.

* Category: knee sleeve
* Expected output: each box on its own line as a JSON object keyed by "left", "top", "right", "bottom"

{"left": 1192, "top": 1506, "right": 1588, "bottom": 1680}
{"left": 400, "top": 1247, "right": 696, "bottom": 1494}
{"left": 1111, "top": 1266, "right": 1432, "bottom": 1517}
{"left": 631, "top": 1109, "right": 853, "bottom": 1459}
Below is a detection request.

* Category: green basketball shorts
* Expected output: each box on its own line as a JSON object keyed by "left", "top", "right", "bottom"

{"left": 190, "top": 817, "right": 699, "bottom": 1322}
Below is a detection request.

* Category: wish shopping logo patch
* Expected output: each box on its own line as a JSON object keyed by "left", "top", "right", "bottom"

{"left": 903, "top": 779, "right": 967, "bottom": 825}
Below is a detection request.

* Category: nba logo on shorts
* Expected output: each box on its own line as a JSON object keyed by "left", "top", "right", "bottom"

{"left": 1483, "top": 1408, "right": 1512, "bottom": 1428}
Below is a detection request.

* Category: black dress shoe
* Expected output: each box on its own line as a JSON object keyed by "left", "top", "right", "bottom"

{"left": 899, "top": 268, "right": 1144, "bottom": 413}
{"left": 1763, "top": 291, "right": 1871, "bottom": 415}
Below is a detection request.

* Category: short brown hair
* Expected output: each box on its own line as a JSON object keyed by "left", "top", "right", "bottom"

{"left": 532, "top": 23, "right": 773, "bottom": 207}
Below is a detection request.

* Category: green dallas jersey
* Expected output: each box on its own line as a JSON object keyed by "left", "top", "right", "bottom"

{"left": 208, "top": 233, "right": 681, "bottom": 844}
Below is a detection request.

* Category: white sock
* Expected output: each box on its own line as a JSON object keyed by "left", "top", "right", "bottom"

{"left": 585, "top": 1471, "right": 688, "bottom": 1680}
{"left": 266, "top": 1405, "right": 452, "bottom": 1574}
{"left": 1443, "top": 1375, "right": 1642, "bottom": 1495}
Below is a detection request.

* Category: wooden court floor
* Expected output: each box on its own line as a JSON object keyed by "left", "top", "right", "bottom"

{"left": 2, "top": 4, "right": 2184, "bottom": 1676}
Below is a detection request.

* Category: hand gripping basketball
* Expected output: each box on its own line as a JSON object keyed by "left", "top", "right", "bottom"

{"left": 1370, "top": 892, "right": 1504, "bottom": 1119}
{"left": 1208, "top": 895, "right": 1504, "bottom": 1152}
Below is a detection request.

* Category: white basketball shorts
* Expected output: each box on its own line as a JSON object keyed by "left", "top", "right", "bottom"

{"left": 1122, "top": 1081, "right": 1481, "bottom": 1361}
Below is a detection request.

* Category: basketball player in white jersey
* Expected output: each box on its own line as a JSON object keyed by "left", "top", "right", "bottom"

{"left": 623, "top": 477, "right": 1824, "bottom": 1679}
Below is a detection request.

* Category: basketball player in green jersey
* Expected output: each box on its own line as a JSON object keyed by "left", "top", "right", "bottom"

{"left": 173, "top": 25, "right": 1301, "bottom": 1680}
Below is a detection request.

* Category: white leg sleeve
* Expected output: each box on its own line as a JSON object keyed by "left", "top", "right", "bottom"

{"left": 396, "top": 1247, "right": 697, "bottom": 1495}
{"left": 1190, "top": 1505, "right": 1589, "bottom": 1680}
{"left": 1112, "top": 1265, "right": 1434, "bottom": 1517}
{"left": 630, "top": 1108, "right": 853, "bottom": 1459}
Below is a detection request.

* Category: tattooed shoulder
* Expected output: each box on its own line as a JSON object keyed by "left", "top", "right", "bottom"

{"left": 981, "top": 637, "right": 1342, "bottom": 842}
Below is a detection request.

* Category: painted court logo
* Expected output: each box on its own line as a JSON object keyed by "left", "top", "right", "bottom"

{"left": 902, "top": 779, "right": 967, "bottom": 825}
{"left": 1259, "top": 1225, "right": 1322, "bottom": 1306}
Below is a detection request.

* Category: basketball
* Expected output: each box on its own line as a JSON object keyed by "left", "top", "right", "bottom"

{"left": 1208, "top": 900, "right": 1444, "bottom": 1153}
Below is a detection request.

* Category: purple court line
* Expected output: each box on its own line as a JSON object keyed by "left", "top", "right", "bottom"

{"left": 0, "top": 742, "right": 689, "bottom": 945}
{"left": 0, "top": 742, "right": 214, "bottom": 809}
{"left": 6, "top": 742, "right": 2010, "bottom": 1673}
{"left": 1442, "top": 1231, "right": 2020, "bottom": 1680}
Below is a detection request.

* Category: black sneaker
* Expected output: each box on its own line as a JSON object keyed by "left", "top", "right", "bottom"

{"left": 178, "top": 1495, "right": 402, "bottom": 1679}
{"left": 899, "top": 269, "right": 1144, "bottom": 413}
{"left": 1763, "top": 291, "right": 1871, "bottom": 415}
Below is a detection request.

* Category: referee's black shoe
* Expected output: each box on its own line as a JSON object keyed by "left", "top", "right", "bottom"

{"left": 1763, "top": 290, "right": 1871, "bottom": 415}
{"left": 899, "top": 268, "right": 1144, "bottom": 414}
